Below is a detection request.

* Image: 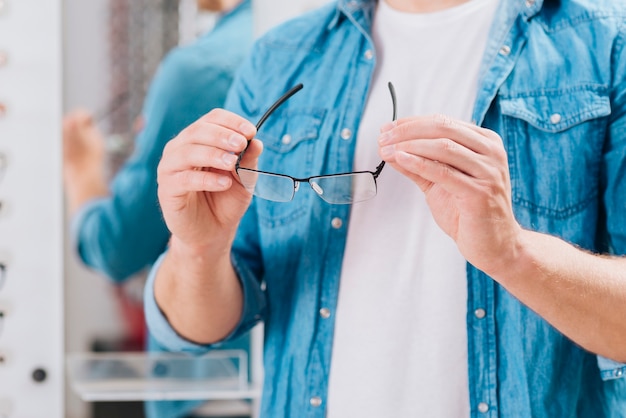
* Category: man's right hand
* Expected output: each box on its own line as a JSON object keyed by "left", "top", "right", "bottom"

{"left": 154, "top": 109, "right": 260, "bottom": 344}
{"left": 157, "top": 109, "right": 260, "bottom": 254}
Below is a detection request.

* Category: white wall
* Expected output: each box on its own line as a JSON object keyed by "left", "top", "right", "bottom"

{"left": 253, "top": 0, "right": 332, "bottom": 37}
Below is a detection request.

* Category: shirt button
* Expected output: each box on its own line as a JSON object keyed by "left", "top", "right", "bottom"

{"left": 525, "top": 0, "right": 535, "bottom": 6}
{"left": 499, "top": 45, "right": 511, "bottom": 56}
{"left": 340, "top": 128, "right": 352, "bottom": 140}
{"left": 364, "top": 49, "right": 374, "bottom": 60}
{"left": 281, "top": 134, "right": 292, "bottom": 145}
{"left": 320, "top": 308, "right": 331, "bottom": 319}
{"left": 331, "top": 217, "right": 343, "bottom": 229}
{"left": 616, "top": 369, "right": 624, "bottom": 377}
{"left": 310, "top": 396, "right": 323, "bottom": 407}
{"left": 474, "top": 308, "right": 486, "bottom": 319}
{"left": 478, "top": 402, "right": 489, "bottom": 413}
{"left": 550, "top": 113, "right": 562, "bottom": 124}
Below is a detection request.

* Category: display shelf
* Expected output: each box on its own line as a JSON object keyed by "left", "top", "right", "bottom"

{"left": 67, "top": 350, "right": 261, "bottom": 402}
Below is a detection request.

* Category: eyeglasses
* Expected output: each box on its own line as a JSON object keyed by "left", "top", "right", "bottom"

{"left": 236, "top": 82, "right": 397, "bottom": 204}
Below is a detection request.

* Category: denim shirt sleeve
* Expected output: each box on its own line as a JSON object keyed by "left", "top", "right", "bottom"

{"left": 74, "top": 43, "right": 236, "bottom": 282}
{"left": 597, "top": 22, "right": 626, "bottom": 381}
{"left": 144, "top": 249, "right": 265, "bottom": 353}
{"left": 145, "top": 51, "right": 268, "bottom": 351}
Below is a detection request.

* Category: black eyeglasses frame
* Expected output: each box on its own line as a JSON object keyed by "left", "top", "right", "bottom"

{"left": 235, "top": 82, "right": 398, "bottom": 204}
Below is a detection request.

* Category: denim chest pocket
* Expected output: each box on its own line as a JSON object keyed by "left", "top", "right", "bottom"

{"left": 500, "top": 87, "right": 610, "bottom": 219}
{"left": 254, "top": 107, "right": 326, "bottom": 227}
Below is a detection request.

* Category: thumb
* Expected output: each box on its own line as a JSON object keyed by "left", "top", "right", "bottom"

{"left": 238, "top": 138, "right": 264, "bottom": 170}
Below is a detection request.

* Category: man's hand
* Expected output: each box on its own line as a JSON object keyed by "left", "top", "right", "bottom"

{"left": 156, "top": 108, "right": 261, "bottom": 255}
{"left": 62, "top": 110, "right": 108, "bottom": 214}
{"left": 153, "top": 109, "right": 260, "bottom": 344}
{"left": 378, "top": 114, "right": 522, "bottom": 278}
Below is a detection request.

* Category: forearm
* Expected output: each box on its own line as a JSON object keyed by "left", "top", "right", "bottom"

{"left": 154, "top": 237, "right": 243, "bottom": 345}
{"left": 491, "top": 229, "right": 626, "bottom": 362}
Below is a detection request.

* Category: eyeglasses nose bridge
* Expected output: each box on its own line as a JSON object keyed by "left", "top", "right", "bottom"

{"left": 294, "top": 180, "right": 301, "bottom": 192}
{"left": 309, "top": 180, "right": 324, "bottom": 196}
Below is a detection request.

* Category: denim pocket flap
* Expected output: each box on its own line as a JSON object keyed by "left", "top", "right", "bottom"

{"left": 499, "top": 88, "right": 611, "bottom": 133}
{"left": 258, "top": 108, "right": 326, "bottom": 153}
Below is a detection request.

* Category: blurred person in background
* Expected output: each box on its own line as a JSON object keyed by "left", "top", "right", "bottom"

{"left": 63, "top": 0, "right": 252, "bottom": 417}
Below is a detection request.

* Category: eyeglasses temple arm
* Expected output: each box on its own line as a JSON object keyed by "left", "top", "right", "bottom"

{"left": 374, "top": 82, "right": 398, "bottom": 177}
{"left": 236, "top": 83, "right": 304, "bottom": 166}
{"left": 388, "top": 81, "right": 397, "bottom": 122}
{"left": 256, "top": 83, "right": 303, "bottom": 130}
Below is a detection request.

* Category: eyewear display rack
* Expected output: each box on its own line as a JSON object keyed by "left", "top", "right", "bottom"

{"left": 0, "top": 0, "right": 65, "bottom": 417}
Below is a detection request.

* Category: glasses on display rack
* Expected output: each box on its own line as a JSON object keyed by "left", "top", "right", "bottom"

{"left": 236, "top": 82, "right": 397, "bottom": 204}
{"left": 0, "top": 152, "right": 6, "bottom": 185}
{"left": 0, "top": 262, "right": 5, "bottom": 291}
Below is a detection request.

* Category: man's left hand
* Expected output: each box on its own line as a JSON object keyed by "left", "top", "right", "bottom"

{"left": 378, "top": 114, "right": 522, "bottom": 277}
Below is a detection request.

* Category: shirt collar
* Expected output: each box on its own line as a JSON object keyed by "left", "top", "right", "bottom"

{"left": 329, "top": 0, "right": 545, "bottom": 30}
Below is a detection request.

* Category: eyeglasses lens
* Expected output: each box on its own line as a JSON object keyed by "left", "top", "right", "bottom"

{"left": 310, "top": 173, "right": 377, "bottom": 204}
{"left": 237, "top": 168, "right": 296, "bottom": 203}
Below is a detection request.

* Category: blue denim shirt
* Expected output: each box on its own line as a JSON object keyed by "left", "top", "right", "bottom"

{"left": 146, "top": 0, "right": 626, "bottom": 416}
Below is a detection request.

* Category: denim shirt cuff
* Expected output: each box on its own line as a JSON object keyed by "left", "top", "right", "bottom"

{"left": 144, "top": 252, "right": 214, "bottom": 353}
{"left": 229, "top": 251, "right": 266, "bottom": 337}
{"left": 144, "top": 251, "right": 264, "bottom": 353}
{"left": 597, "top": 355, "right": 626, "bottom": 381}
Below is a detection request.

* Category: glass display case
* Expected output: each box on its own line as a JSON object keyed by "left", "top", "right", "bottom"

{"left": 67, "top": 350, "right": 260, "bottom": 403}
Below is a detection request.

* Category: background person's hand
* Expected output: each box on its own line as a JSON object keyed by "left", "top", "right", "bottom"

{"left": 62, "top": 109, "right": 108, "bottom": 213}
{"left": 156, "top": 109, "right": 260, "bottom": 253}
{"left": 378, "top": 114, "right": 523, "bottom": 277}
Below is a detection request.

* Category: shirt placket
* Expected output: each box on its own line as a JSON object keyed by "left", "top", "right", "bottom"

{"left": 468, "top": 1, "right": 538, "bottom": 416}
{"left": 302, "top": 7, "right": 377, "bottom": 416}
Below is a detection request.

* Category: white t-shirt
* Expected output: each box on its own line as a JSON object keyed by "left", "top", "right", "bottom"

{"left": 327, "top": 0, "right": 499, "bottom": 417}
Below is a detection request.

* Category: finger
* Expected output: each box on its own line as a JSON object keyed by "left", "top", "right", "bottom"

{"left": 238, "top": 139, "right": 263, "bottom": 169}
{"left": 389, "top": 114, "right": 479, "bottom": 131}
{"left": 393, "top": 151, "right": 475, "bottom": 197}
{"left": 163, "top": 168, "right": 235, "bottom": 194}
{"left": 174, "top": 120, "right": 251, "bottom": 155}
{"left": 387, "top": 160, "right": 433, "bottom": 194}
{"left": 379, "top": 114, "right": 496, "bottom": 156}
{"left": 198, "top": 108, "right": 257, "bottom": 139}
{"left": 64, "top": 109, "right": 93, "bottom": 126}
{"left": 165, "top": 143, "right": 241, "bottom": 172}
{"left": 161, "top": 138, "right": 264, "bottom": 178}
{"left": 381, "top": 137, "right": 495, "bottom": 179}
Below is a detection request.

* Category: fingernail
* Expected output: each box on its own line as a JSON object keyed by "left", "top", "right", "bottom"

{"left": 222, "top": 153, "right": 237, "bottom": 165}
{"left": 239, "top": 122, "right": 256, "bottom": 138}
{"left": 380, "top": 145, "right": 395, "bottom": 158}
{"left": 380, "top": 121, "right": 396, "bottom": 133}
{"left": 217, "top": 176, "right": 231, "bottom": 187}
{"left": 228, "top": 134, "right": 245, "bottom": 148}
{"left": 378, "top": 131, "right": 393, "bottom": 145}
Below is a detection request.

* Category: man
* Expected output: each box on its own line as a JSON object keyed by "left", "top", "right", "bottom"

{"left": 147, "top": 0, "right": 626, "bottom": 416}
{"left": 63, "top": 1, "right": 252, "bottom": 417}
